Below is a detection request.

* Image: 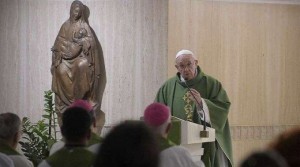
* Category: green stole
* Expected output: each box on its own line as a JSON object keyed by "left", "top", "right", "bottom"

{"left": 59, "top": 132, "right": 102, "bottom": 147}
{"left": 155, "top": 66, "right": 233, "bottom": 167}
{"left": 46, "top": 146, "right": 95, "bottom": 167}
{"left": 159, "top": 136, "right": 176, "bottom": 152}
{"left": 87, "top": 132, "right": 102, "bottom": 146}
{"left": 0, "top": 141, "right": 20, "bottom": 155}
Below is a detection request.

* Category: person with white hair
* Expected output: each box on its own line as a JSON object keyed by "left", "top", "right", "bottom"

{"left": 0, "top": 113, "right": 33, "bottom": 167}
{"left": 155, "top": 49, "right": 233, "bottom": 167}
{"left": 144, "top": 102, "right": 205, "bottom": 167}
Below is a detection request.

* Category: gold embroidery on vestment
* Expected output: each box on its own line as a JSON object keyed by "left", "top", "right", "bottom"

{"left": 183, "top": 92, "right": 193, "bottom": 122}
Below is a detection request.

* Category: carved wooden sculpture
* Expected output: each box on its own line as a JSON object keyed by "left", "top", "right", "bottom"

{"left": 51, "top": 0, "right": 106, "bottom": 132}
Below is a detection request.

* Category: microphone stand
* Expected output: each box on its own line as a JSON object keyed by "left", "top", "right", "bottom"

{"left": 182, "top": 79, "right": 209, "bottom": 138}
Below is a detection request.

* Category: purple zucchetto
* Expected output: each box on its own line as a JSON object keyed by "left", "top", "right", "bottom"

{"left": 70, "top": 100, "right": 93, "bottom": 112}
{"left": 144, "top": 103, "right": 170, "bottom": 127}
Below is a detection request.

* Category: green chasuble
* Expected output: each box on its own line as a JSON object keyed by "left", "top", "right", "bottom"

{"left": 155, "top": 66, "right": 233, "bottom": 167}
{"left": 88, "top": 132, "right": 103, "bottom": 146}
{"left": 58, "top": 132, "right": 102, "bottom": 148}
{"left": 46, "top": 146, "right": 95, "bottom": 167}
{"left": 159, "top": 136, "right": 176, "bottom": 152}
{"left": 0, "top": 141, "right": 20, "bottom": 156}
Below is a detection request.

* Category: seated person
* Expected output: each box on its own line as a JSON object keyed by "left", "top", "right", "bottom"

{"left": 0, "top": 113, "right": 33, "bottom": 167}
{"left": 239, "top": 150, "right": 288, "bottom": 167}
{"left": 49, "top": 100, "right": 102, "bottom": 155}
{"left": 268, "top": 127, "right": 300, "bottom": 167}
{"left": 38, "top": 106, "right": 94, "bottom": 167}
{"left": 94, "top": 121, "right": 160, "bottom": 167}
{"left": 143, "top": 102, "right": 205, "bottom": 167}
{"left": 0, "top": 152, "right": 14, "bottom": 167}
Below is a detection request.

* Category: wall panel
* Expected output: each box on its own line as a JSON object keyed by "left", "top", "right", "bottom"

{"left": 168, "top": 0, "right": 300, "bottom": 165}
{"left": 1, "top": 0, "right": 300, "bottom": 165}
{"left": 0, "top": 0, "right": 168, "bottom": 127}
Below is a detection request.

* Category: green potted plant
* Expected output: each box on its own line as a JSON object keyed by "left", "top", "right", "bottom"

{"left": 19, "top": 90, "right": 58, "bottom": 166}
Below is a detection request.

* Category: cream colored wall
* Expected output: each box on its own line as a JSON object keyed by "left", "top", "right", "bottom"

{"left": 1, "top": 0, "right": 300, "bottom": 165}
{"left": 168, "top": 0, "right": 300, "bottom": 165}
{"left": 0, "top": 0, "right": 168, "bottom": 125}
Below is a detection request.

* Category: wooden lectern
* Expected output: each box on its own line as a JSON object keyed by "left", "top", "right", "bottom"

{"left": 168, "top": 117, "right": 215, "bottom": 163}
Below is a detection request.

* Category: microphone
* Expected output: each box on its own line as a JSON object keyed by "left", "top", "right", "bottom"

{"left": 181, "top": 78, "right": 209, "bottom": 138}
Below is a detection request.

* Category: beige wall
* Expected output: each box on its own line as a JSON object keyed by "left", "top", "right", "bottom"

{"left": 168, "top": 0, "right": 300, "bottom": 165}
{"left": 1, "top": 0, "right": 300, "bottom": 165}
{"left": 0, "top": 0, "right": 168, "bottom": 125}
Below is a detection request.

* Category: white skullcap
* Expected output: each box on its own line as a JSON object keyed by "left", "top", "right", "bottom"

{"left": 175, "top": 49, "right": 196, "bottom": 59}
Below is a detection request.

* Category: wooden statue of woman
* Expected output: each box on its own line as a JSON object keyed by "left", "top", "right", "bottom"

{"left": 51, "top": 0, "right": 106, "bottom": 133}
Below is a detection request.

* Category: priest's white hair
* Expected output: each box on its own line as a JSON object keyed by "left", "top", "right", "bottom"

{"left": 175, "top": 49, "right": 197, "bottom": 59}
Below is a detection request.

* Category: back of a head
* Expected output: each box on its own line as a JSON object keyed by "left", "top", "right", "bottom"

{"left": 269, "top": 127, "right": 300, "bottom": 167}
{"left": 94, "top": 121, "right": 159, "bottom": 167}
{"left": 61, "top": 106, "right": 92, "bottom": 142}
{"left": 143, "top": 103, "right": 171, "bottom": 135}
{"left": 240, "top": 150, "right": 288, "bottom": 167}
{"left": 0, "top": 113, "right": 21, "bottom": 141}
{"left": 70, "top": 100, "right": 96, "bottom": 123}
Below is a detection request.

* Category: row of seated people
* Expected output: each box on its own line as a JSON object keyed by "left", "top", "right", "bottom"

{"left": 240, "top": 126, "right": 300, "bottom": 167}
{"left": 0, "top": 101, "right": 201, "bottom": 167}
{"left": 0, "top": 101, "right": 299, "bottom": 167}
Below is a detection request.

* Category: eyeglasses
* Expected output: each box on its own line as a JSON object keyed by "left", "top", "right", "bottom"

{"left": 177, "top": 62, "right": 195, "bottom": 70}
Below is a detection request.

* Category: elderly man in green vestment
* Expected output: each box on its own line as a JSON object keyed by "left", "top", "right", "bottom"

{"left": 155, "top": 49, "right": 233, "bottom": 167}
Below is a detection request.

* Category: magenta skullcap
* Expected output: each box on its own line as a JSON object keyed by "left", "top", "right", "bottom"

{"left": 144, "top": 103, "right": 170, "bottom": 127}
{"left": 70, "top": 100, "right": 93, "bottom": 112}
